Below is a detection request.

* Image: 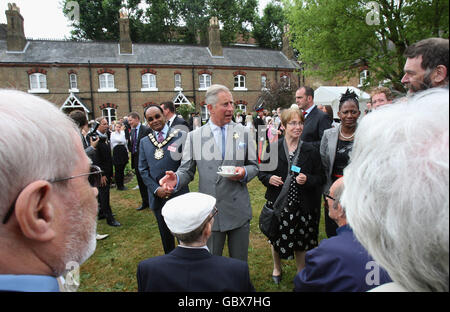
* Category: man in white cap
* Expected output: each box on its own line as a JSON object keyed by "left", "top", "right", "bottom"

{"left": 136, "top": 192, "right": 255, "bottom": 292}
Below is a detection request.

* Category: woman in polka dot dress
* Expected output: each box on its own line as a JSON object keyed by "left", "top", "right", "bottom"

{"left": 258, "top": 107, "right": 325, "bottom": 284}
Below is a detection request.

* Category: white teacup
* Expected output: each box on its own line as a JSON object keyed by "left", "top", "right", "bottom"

{"left": 218, "top": 166, "right": 236, "bottom": 175}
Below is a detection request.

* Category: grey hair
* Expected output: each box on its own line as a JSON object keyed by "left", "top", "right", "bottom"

{"left": 205, "top": 84, "right": 231, "bottom": 108}
{"left": 341, "top": 88, "right": 449, "bottom": 292}
{"left": 0, "top": 89, "right": 80, "bottom": 218}
{"left": 332, "top": 182, "right": 345, "bottom": 212}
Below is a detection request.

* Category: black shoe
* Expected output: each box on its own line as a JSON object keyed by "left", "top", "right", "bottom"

{"left": 272, "top": 274, "right": 282, "bottom": 285}
{"left": 117, "top": 186, "right": 128, "bottom": 191}
{"left": 107, "top": 219, "right": 121, "bottom": 227}
{"left": 136, "top": 205, "right": 148, "bottom": 211}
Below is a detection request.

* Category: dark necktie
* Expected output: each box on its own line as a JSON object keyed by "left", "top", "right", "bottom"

{"left": 132, "top": 129, "right": 138, "bottom": 153}
{"left": 157, "top": 131, "right": 164, "bottom": 143}
{"left": 167, "top": 120, "right": 171, "bottom": 128}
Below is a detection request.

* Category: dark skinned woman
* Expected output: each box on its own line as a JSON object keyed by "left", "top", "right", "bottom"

{"left": 320, "top": 89, "right": 361, "bottom": 237}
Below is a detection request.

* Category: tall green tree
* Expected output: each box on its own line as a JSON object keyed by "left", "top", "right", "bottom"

{"left": 63, "top": 0, "right": 259, "bottom": 45}
{"left": 285, "top": 0, "right": 449, "bottom": 92}
{"left": 253, "top": 1, "right": 285, "bottom": 49}
{"left": 62, "top": 0, "right": 144, "bottom": 41}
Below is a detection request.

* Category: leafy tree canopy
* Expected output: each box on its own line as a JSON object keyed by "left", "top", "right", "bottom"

{"left": 284, "top": 0, "right": 449, "bottom": 92}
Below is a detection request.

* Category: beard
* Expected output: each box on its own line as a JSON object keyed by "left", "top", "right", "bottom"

{"left": 407, "top": 73, "right": 433, "bottom": 95}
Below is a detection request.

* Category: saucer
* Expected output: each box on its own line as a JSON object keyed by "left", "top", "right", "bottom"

{"left": 217, "top": 172, "right": 239, "bottom": 178}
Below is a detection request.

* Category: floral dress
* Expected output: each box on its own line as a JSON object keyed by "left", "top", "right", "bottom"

{"left": 268, "top": 152, "right": 318, "bottom": 260}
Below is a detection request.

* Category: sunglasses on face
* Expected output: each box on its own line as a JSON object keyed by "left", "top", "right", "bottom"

{"left": 2, "top": 165, "right": 103, "bottom": 224}
{"left": 147, "top": 114, "right": 162, "bottom": 122}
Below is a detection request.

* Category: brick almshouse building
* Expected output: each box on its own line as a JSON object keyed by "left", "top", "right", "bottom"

{"left": 0, "top": 4, "right": 300, "bottom": 123}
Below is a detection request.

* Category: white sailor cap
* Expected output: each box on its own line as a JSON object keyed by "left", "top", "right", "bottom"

{"left": 162, "top": 192, "right": 216, "bottom": 234}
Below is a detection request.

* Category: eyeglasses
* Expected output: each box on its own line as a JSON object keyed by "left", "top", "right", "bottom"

{"left": 287, "top": 122, "right": 303, "bottom": 127}
{"left": 2, "top": 165, "right": 103, "bottom": 224}
{"left": 205, "top": 207, "right": 218, "bottom": 224}
{"left": 323, "top": 191, "right": 335, "bottom": 201}
{"left": 147, "top": 114, "right": 162, "bottom": 122}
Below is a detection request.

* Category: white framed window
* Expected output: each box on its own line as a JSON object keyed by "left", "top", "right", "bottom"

{"left": 69, "top": 73, "right": 79, "bottom": 92}
{"left": 359, "top": 70, "right": 370, "bottom": 87}
{"left": 201, "top": 105, "right": 210, "bottom": 121}
{"left": 98, "top": 73, "right": 117, "bottom": 92}
{"left": 233, "top": 75, "right": 247, "bottom": 91}
{"left": 141, "top": 73, "right": 158, "bottom": 91}
{"left": 28, "top": 73, "right": 49, "bottom": 93}
{"left": 102, "top": 108, "right": 116, "bottom": 124}
{"left": 199, "top": 74, "right": 211, "bottom": 90}
{"left": 236, "top": 104, "right": 247, "bottom": 114}
{"left": 174, "top": 73, "right": 182, "bottom": 91}
{"left": 261, "top": 75, "right": 267, "bottom": 90}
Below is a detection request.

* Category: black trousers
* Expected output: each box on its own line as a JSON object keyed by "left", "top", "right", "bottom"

{"left": 153, "top": 208, "right": 175, "bottom": 254}
{"left": 98, "top": 182, "right": 114, "bottom": 222}
{"left": 114, "top": 163, "right": 126, "bottom": 188}
{"left": 132, "top": 153, "right": 149, "bottom": 208}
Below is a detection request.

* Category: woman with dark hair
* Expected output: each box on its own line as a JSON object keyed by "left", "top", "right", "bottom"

{"left": 320, "top": 89, "right": 361, "bottom": 237}
{"left": 258, "top": 108, "right": 325, "bottom": 284}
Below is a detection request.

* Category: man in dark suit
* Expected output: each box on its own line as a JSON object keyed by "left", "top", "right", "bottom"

{"left": 294, "top": 178, "right": 391, "bottom": 291}
{"left": 296, "top": 86, "right": 332, "bottom": 150}
{"left": 161, "top": 101, "right": 189, "bottom": 129}
{"left": 137, "top": 192, "right": 255, "bottom": 292}
{"left": 128, "top": 112, "right": 151, "bottom": 211}
{"left": 88, "top": 117, "right": 121, "bottom": 227}
{"left": 139, "top": 105, "right": 189, "bottom": 254}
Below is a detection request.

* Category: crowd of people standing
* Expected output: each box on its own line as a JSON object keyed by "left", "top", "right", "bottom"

{"left": 0, "top": 37, "right": 448, "bottom": 293}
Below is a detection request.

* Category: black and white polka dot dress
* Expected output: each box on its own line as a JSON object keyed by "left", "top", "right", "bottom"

{"left": 268, "top": 153, "right": 318, "bottom": 260}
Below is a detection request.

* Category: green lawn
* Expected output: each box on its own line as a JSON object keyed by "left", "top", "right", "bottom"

{"left": 78, "top": 172, "right": 326, "bottom": 292}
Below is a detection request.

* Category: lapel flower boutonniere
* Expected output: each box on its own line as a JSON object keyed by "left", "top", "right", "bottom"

{"left": 233, "top": 132, "right": 239, "bottom": 140}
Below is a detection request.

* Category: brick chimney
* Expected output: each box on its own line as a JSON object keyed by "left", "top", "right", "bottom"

{"left": 5, "top": 3, "right": 26, "bottom": 52}
{"left": 282, "top": 25, "right": 295, "bottom": 60}
{"left": 208, "top": 17, "right": 222, "bottom": 57}
{"left": 119, "top": 9, "right": 132, "bottom": 54}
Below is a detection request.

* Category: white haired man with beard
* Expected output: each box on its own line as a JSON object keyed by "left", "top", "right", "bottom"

{"left": 341, "top": 88, "right": 449, "bottom": 292}
{"left": 0, "top": 90, "right": 99, "bottom": 292}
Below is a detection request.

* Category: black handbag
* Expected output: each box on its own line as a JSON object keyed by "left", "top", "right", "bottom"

{"left": 258, "top": 203, "right": 281, "bottom": 240}
{"left": 258, "top": 140, "right": 303, "bottom": 239}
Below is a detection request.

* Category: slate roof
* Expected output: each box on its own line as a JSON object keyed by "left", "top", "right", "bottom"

{"left": 0, "top": 39, "right": 299, "bottom": 70}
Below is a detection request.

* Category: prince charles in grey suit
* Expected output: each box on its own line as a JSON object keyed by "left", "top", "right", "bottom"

{"left": 160, "top": 85, "right": 259, "bottom": 261}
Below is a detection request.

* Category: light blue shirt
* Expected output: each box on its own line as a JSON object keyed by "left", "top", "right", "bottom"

{"left": 0, "top": 274, "right": 60, "bottom": 292}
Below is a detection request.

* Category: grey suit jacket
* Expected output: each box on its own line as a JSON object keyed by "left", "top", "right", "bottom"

{"left": 176, "top": 121, "right": 259, "bottom": 232}
{"left": 320, "top": 125, "right": 340, "bottom": 192}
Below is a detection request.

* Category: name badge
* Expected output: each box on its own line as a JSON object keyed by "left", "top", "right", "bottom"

{"left": 167, "top": 144, "right": 177, "bottom": 152}
{"left": 291, "top": 165, "right": 301, "bottom": 173}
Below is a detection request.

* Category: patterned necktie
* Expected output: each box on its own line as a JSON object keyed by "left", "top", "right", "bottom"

{"left": 221, "top": 126, "right": 226, "bottom": 160}
{"left": 132, "top": 129, "right": 138, "bottom": 153}
{"left": 157, "top": 131, "right": 164, "bottom": 143}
